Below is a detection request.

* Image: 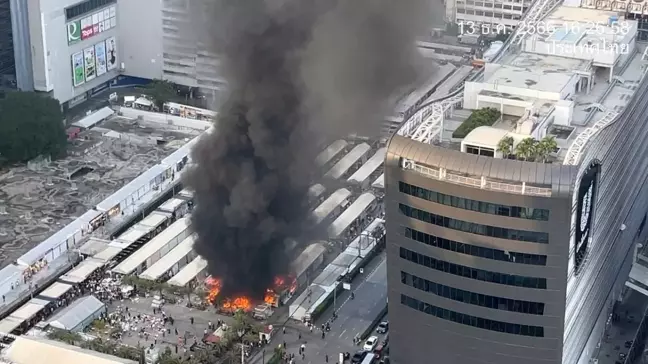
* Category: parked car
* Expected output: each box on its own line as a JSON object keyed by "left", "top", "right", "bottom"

{"left": 351, "top": 351, "right": 367, "bottom": 363}
{"left": 376, "top": 321, "right": 389, "bottom": 334}
{"left": 364, "top": 336, "right": 379, "bottom": 352}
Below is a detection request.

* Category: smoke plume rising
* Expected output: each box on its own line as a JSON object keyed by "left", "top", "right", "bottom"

{"left": 186, "top": 0, "right": 429, "bottom": 298}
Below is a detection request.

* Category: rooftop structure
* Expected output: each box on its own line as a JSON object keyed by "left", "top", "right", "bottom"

{"left": 139, "top": 235, "right": 196, "bottom": 281}
{"left": 2, "top": 335, "right": 137, "bottom": 364}
{"left": 324, "top": 143, "right": 371, "bottom": 180}
{"left": 315, "top": 140, "right": 348, "bottom": 167}
{"left": 47, "top": 295, "right": 105, "bottom": 332}
{"left": 311, "top": 188, "right": 352, "bottom": 226}
{"left": 0, "top": 114, "right": 198, "bottom": 267}
{"left": 111, "top": 217, "right": 191, "bottom": 275}
{"left": 347, "top": 148, "right": 387, "bottom": 187}
{"left": 521, "top": 7, "right": 638, "bottom": 71}
{"left": 167, "top": 256, "right": 208, "bottom": 287}
{"left": 327, "top": 192, "right": 377, "bottom": 240}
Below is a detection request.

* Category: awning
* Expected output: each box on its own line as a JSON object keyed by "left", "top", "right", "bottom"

{"left": 39, "top": 282, "right": 74, "bottom": 300}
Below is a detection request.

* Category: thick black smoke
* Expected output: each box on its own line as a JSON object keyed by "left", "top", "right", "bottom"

{"left": 186, "top": 0, "right": 429, "bottom": 298}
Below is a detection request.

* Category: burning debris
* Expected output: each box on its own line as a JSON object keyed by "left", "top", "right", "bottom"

{"left": 187, "top": 0, "right": 429, "bottom": 298}
{"left": 206, "top": 275, "right": 297, "bottom": 313}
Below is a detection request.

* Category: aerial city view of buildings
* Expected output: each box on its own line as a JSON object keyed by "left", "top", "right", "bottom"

{"left": 0, "top": 0, "right": 648, "bottom": 363}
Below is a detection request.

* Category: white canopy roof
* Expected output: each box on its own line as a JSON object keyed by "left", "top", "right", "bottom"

{"left": 167, "top": 257, "right": 208, "bottom": 287}
{"left": 39, "top": 282, "right": 73, "bottom": 300}
{"left": 5, "top": 336, "right": 137, "bottom": 364}
{"left": 60, "top": 258, "right": 105, "bottom": 284}
{"left": 48, "top": 295, "right": 105, "bottom": 331}
{"left": 11, "top": 298, "right": 49, "bottom": 321}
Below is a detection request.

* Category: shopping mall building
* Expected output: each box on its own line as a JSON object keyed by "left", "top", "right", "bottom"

{"left": 3, "top": 0, "right": 223, "bottom": 110}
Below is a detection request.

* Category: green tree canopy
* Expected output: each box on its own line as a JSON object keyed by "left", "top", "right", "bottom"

{"left": 145, "top": 79, "right": 177, "bottom": 108}
{"left": 452, "top": 107, "right": 501, "bottom": 138}
{"left": 0, "top": 91, "right": 66, "bottom": 164}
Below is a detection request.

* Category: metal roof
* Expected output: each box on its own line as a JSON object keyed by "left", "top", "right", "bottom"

{"left": 139, "top": 235, "right": 195, "bottom": 281}
{"left": 325, "top": 143, "right": 371, "bottom": 180}
{"left": 347, "top": 148, "right": 387, "bottom": 185}
{"left": 48, "top": 295, "right": 105, "bottom": 331}
{"left": 327, "top": 193, "right": 377, "bottom": 239}
{"left": 112, "top": 217, "right": 190, "bottom": 275}
{"left": 72, "top": 107, "right": 114, "bottom": 129}
{"left": 95, "top": 164, "right": 167, "bottom": 212}
{"left": 5, "top": 335, "right": 137, "bottom": 364}
{"left": 311, "top": 188, "right": 352, "bottom": 225}
{"left": 316, "top": 140, "right": 348, "bottom": 166}
{"left": 167, "top": 256, "right": 208, "bottom": 287}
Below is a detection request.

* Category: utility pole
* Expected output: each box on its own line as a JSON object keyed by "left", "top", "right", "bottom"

{"left": 241, "top": 343, "right": 245, "bottom": 364}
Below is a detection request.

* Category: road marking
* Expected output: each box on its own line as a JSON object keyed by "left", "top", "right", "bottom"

{"left": 339, "top": 329, "right": 347, "bottom": 338}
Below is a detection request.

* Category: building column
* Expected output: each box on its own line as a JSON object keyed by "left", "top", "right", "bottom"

{"left": 609, "top": 65, "right": 614, "bottom": 83}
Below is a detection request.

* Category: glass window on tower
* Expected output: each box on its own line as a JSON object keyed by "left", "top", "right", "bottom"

{"left": 0, "top": 0, "right": 16, "bottom": 88}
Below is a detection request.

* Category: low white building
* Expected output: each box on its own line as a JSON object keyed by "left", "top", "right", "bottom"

{"left": 463, "top": 5, "right": 638, "bottom": 131}
{"left": 445, "top": 0, "right": 529, "bottom": 29}
{"left": 521, "top": 6, "right": 637, "bottom": 82}
{"left": 464, "top": 52, "right": 583, "bottom": 126}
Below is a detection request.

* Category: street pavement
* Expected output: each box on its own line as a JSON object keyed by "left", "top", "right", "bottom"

{"left": 317, "top": 257, "right": 387, "bottom": 343}
{"left": 598, "top": 289, "right": 648, "bottom": 364}
{"left": 104, "top": 295, "right": 236, "bottom": 355}
{"left": 249, "top": 253, "right": 388, "bottom": 364}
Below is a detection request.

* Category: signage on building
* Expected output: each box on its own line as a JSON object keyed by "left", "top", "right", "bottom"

{"left": 574, "top": 160, "right": 601, "bottom": 271}
{"left": 67, "top": 20, "right": 81, "bottom": 44}
{"left": 71, "top": 51, "right": 85, "bottom": 87}
{"left": 66, "top": 5, "right": 117, "bottom": 45}
{"left": 72, "top": 38, "right": 118, "bottom": 88}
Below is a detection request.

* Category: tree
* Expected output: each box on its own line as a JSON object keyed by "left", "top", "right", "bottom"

{"left": 0, "top": 91, "right": 66, "bottom": 164}
{"left": 151, "top": 281, "right": 172, "bottom": 297}
{"left": 496, "top": 136, "right": 514, "bottom": 159}
{"left": 536, "top": 136, "right": 558, "bottom": 162}
{"left": 145, "top": 79, "right": 177, "bottom": 109}
{"left": 452, "top": 107, "right": 501, "bottom": 138}
{"left": 47, "top": 328, "right": 82, "bottom": 345}
{"left": 177, "top": 285, "right": 194, "bottom": 304}
{"left": 514, "top": 138, "right": 537, "bottom": 161}
{"left": 158, "top": 347, "right": 184, "bottom": 364}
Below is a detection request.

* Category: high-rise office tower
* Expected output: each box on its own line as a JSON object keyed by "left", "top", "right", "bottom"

{"left": 385, "top": 5, "right": 648, "bottom": 364}
{"left": 0, "top": 0, "right": 31, "bottom": 90}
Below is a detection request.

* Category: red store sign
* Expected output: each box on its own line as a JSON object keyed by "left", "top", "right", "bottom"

{"left": 81, "top": 26, "right": 94, "bottom": 40}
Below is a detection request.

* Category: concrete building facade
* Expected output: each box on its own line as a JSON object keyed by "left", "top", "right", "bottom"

{"left": 445, "top": 0, "right": 529, "bottom": 29}
{"left": 386, "top": 113, "right": 648, "bottom": 362}
{"left": 386, "top": 9, "right": 648, "bottom": 359}
{"left": 26, "top": 0, "right": 121, "bottom": 108}
{"left": 386, "top": 57, "right": 648, "bottom": 363}
{"left": 385, "top": 135, "right": 574, "bottom": 363}
{"left": 118, "top": 0, "right": 225, "bottom": 98}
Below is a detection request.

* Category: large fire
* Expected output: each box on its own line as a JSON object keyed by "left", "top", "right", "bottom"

{"left": 263, "top": 275, "right": 298, "bottom": 306}
{"left": 205, "top": 275, "right": 298, "bottom": 311}
{"left": 222, "top": 297, "right": 252, "bottom": 311}
{"left": 205, "top": 277, "right": 222, "bottom": 303}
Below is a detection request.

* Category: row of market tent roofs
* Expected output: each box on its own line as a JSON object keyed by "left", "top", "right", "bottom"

{"left": 0, "top": 125, "right": 213, "bottom": 307}
{"left": 0, "top": 138, "right": 386, "bottom": 337}
{"left": 101, "top": 141, "right": 384, "bottom": 291}
{"left": 107, "top": 187, "right": 380, "bottom": 286}
{"left": 289, "top": 218, "right": 386, "bottom": 322}
{"left": 104, "top": 139, "right": 386, "bottom": 286}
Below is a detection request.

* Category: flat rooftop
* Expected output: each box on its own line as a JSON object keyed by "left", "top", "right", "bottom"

{"left": 0, "top": 116, "right": 197, "bottom": 266}
{"left": 548, "top": 5, "right": 622, "bottom": 26}
{"left": 484, "top": 53, "right": 586, "bottom": 93}
{"left": 527, "top": 5, "right": 636, "bottom": 57}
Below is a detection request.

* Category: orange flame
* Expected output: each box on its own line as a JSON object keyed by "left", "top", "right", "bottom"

{"left": 222, "top": 296, "right": 252, "bottom": 311}
{"left": 205, "top": 277, "right": 222, "bottom": 303}
{"left": 264, "top": 289, "right": 278, "bottom": 306}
